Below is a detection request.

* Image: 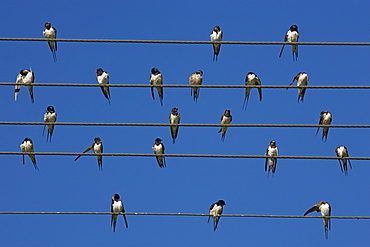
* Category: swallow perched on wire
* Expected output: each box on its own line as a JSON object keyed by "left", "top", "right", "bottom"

{"left": 315, "top": 111, "right": 332, "bottom": 142}
{"left": 43, "top": 106, "right": 57, "bottom": 142}
{"left": 20, "top": 138, "right": 39, "bottom": 170}
{"left": 287, "top": 72, "right": 308, "bottom": 102}
{"left": 335, "top": 146, "right": 352, "bottom": 176}
{"left": 96, "top": 68, "right": 111, "bottom": 104}
{"left": 169, "top": 107, "right": 181, "bottom": 144}
{"left": 207, "top": 200, "right": 226, "bottom": 231}
{"left": 189, "top": 70, "right": 203, "bottom": 102}
{"left": 150, "top": 68, "right": 163, "bottom": 106}
{"left": 152, "top": 138, "right": 166, "bottom": 168}
{"left": 42, "top": 22, "right": 57, "bottom": 62}
{"left": 243, "top": 72, "right": 262, "bottom": 109}
{"left": 218, "top": 109, "right": 232, "bottom": 142}
{"left": 304, "top": 201, "right": 331, "bottom": 239}
{"left": 74, "top": 137, "right": 104, "bottom": 170}
{"left": 265, "top": 140, "right": 278, "bottom": 177}
{"left": 111, "top": 194, "right": 129, "bottom": 232}
{"left": 210, "top": 26, "right": 223, "bottom": 61}
{"left": 279, "top": 25, "right": 299, "bottom": 61}
{"left": 14, "top": 69, "right": 35, "bottom": 103}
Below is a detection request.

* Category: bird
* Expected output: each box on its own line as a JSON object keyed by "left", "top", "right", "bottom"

{"left": 152, "top": 138, "right": 166, "bottom": 168}
{"left": 304, "top": 201, "right": 331, "bottom": 239}
{"left": 287, "top": 72, "right": 308, "bottom": 102}
{"left": 189, "top": 70, "right": 203, "bottom": 102}
{"left": 169, "top": 107, "right": 181, "bottom": 144}
{"left": 111, "top": 194, "right": 129, "bottom": 232}
{"left": 210, "top": 26, "right": 223, "bottom": 61}
{"left": 243, "top": 72, "right": 262, "bottom": 109}
{"left": 43, "top": 106, "right": 57, "bottom": 142}
{"left": 218, "top": 109, "right": 232, "bottom": 142}
{"left": 279, "top": 24, "right": 299, "bottom": 61}
{"left": 335, "top": 146, "right": 352, "bottom": 176}
{"left": 74, "top": 137, "right": 104, "bottom": 170}
{"left": 315, "top": 111, "right": 332, "bottom": 142}
{"left": 265, "top": 140, "right": 278, "bottom": 177}
{"left": 14, "top": 69, "right": 35, "bottom": 103}
{"left": 96, "top": 68, "right": 111, "bottom": 104}
{"left": 207, "top": 200, "right": 226, "bottom": 231}
{"left": 42, "top": 22, "right": 57, "bottom": 62}
{"left": 150, "top": 68, "right": 163, "bottom": 106}
{"left": 20, "top": 138, "right": 39, "bottom": 170}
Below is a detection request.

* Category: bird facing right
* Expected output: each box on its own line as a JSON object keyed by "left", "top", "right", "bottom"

{"left": 287, "top": 72, "right": 308, "bottom": 102}
{"left": 208, "top": 200, "right": 226, "bottom": 231}
{"left": 279, "top": 24, "right": 299, "bottom": 61}
{"left": 304, "top": 201, "right": 331, "bottom": 239}
{"left": 74, "top": 137, "right": 104, "bottom": 170}
{"left": 335, "top": 146, "right": 352, "bottom": 175}
{"left": 315, "top": 111, "right": 332, "bottom": 142}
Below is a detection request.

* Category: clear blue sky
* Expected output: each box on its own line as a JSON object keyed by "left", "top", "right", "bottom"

{"left": 0, "top": 0, "right": 369, "bottom": 246}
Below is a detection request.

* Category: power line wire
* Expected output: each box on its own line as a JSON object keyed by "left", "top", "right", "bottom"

{"left": 1, "top": 152, "right": 367, "bottom": 160}
{"left": 1, "top": 83, "right": 370, "bottom": 89}
{"left": 1, "top": 122, "right": 369, "bottom": 128}
{"left": 0, "top": 211, "right": 368, "bottom": 219}
{"left": 0, "top": 38, "right": 369, "bottom": 46}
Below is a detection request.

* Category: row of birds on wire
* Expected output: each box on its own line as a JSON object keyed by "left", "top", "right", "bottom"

{"left": 13, "top": 67, "right": 310, "bottom": 107}
{"left": 19, "top": 106, "right": 352, "bottom": 175}
{"left": 14, "top": 23, "right": 348, "bottom": 239}
{"left": 41, "top": 22, "right": 299, "bottom": 63}
{"left": 111, "top": 194, "right": 331, "bottom": 239}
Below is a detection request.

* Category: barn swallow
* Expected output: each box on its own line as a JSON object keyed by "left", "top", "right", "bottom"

{"left": 14, "top": 69, "right": 35, "bottom": 103}
{"left": 279, "top": 25, "right": 299, "bottom": 61}
{"left": 42, "top": 22, "right": 57, "bottom": 62}
{"left": 210, "top": 26, "right": 223, "bottom": 61}
{"left": 287, "top": 72, "right": 308, "bottom": 102}
{"left": 243, "top": 72, "right": 262, "bottom": 109}
{"left": 189, "top": 70, "right": 203, "bottom": 102}
{"left": 265, "top": 140, "right": 278, "bottom": 177}
{"left": 43, "top": 106, "right": 57, "bottom": 142}
{"left": 315, "top": 111, "right": 332, "bottom": 142}
{"left": 304, "top": 201, "right": 331, "bottom": 239}
{"left": 152, "top": 138, "right": 166, "bottom": 168}
{"left": 96, "top": 68, "right": 111, "bottom": 104}
{"left": 335, "top": 146, "right": 352, "bottom": 176}
{"left": 207, "top": 200, "right": 226, "bottom": 231}
{"left": 111, "top": 194, "right": 129, "bottom": 232}
{"left": 20, "top": 138, "right": 39, "bottom": 170}
{"left": 150, "top": 68, "right": 163, "bottom": 106}
{"left": 169, "top": 107, "right": 181, "bottom": 144}
{"left": 218, "top": 109, "right": 232, "bottom": 142}
{"left": 74, "top": 137, "right": 103, "bottom": 170}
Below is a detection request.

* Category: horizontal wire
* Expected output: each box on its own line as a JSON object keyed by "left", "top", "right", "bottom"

{"left": 1, "top": 122, "right": 369, "bottom": 128}
{"left": 1, "top": 82, "right": 370, "bottom": 89}
{"left": 0, "top": 38, "right": 369, "bottom": 46}
{"left": 1, "top": 152, "right": 367, "bottom": 160}
{"left": 0, "top": 212, "right": 368, "bottom": 219}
